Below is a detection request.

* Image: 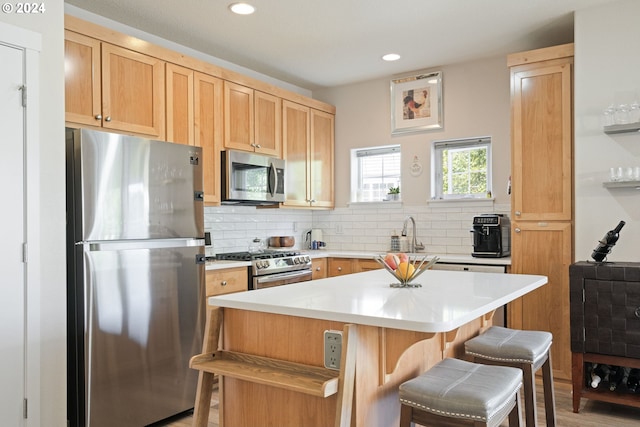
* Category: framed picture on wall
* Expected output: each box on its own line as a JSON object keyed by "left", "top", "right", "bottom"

{"left": 390, "top": 71, "right": 443, "bottom": 135}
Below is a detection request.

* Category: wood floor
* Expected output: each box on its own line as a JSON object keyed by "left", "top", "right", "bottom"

{"left": 163, "top": 380, "right": 640, "bottom": 426}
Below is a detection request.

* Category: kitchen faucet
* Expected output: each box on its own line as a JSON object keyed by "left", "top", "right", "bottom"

{"left": 402, "top": 216, "right": 425, "bottom": 253}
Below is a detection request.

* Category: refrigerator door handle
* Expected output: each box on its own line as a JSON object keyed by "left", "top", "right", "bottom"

{"left": 84, "top": 238, "right": 205, "bottom": 251}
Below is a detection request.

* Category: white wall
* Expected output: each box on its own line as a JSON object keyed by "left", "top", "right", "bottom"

{"left": 315, "top": 55, "right": 512, "bottom": 207}
{"left": 575, "top": 0, "right": 640, "bottom": 262}
{"left": 0, "top": 5, "right": 66, "bottom": 426}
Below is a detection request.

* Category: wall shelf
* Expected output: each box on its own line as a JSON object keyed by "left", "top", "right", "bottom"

{"left": 603, "top": 180, "right": 640, "bottom": 189}
{"left": 604, "top": 122, "right": 640, "bottom": 134}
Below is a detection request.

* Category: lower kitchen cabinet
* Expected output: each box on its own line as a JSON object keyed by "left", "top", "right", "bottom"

{"left": 311, "top": 258, "right": 327, "bottom": 280}
{"left": 327, "top": 258, "right": 383, "bottom": 277}
{"left": 328, "top": 258, "right": 353, "bottom": 277}
{"left": 206, "top": 267, "right": 248, "bottom": 297}
{"left": 508, "top": 221, "right": 573, "bottom": 381}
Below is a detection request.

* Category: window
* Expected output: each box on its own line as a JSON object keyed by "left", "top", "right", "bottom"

{"left": 432, "top": 137, "right": 491, "bottom": 199}
{"left": 351, "top": 145, "right": 401, "bottom": 202}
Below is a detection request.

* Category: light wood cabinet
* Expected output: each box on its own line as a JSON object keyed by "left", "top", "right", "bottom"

{"left": 254, "top": 91, "right": 281, "bottom": 157}
{"left": 510, "top": 47, "right": 573, "bottom": 222}
{"left": 509, "top": 221, "right": 573, "bottom": 380}
{"left": 328, "top": 258, "right": 353, "bottom": 277}
{"left": 65, "top": 30, "right": 166, "bottom": 139}
{"left": 205, "top": 267, "right": 248, "bottom": 297}
{"left": 508, "top": 43, "right": 574, "bottom": 382}
{"left": 165, "top": 63, "right": 194, "bottom": 145}
{"left": 223, "top": 82, "right": 281, "bottom": 156}
{"left": 327, "top": 258, "right": 383, "bottom": 277}
{"left": 354, "top": 258, "right": 383, "bottom": 273}
{"left": 311, "top": 258, "right": 327, "bottom": 280}
{"left": 282, "top": 100, "right": 335, "bottom": 208}
{"left": 64, "top": 30, "right": 101, "bottom": 127}
{"left": 194, "top": 72, "right": 224, "bottom": 205}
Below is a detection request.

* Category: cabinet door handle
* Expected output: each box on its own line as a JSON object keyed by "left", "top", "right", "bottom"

{"left": 315, "top": 267, "right": 321, "bottom": 271}
{"left": 95, "top": 114, "right": 102, "bottom": 120}
{"left": 105, "top": 116, "right": 112, "bottom": 122}
{"left": 221, "top": 280, "right": 227, "bottom": 287}
{"left": 515, "top": 228, "right": 521, "bottom": 233}
{"left": 337, "top": 267, "right": 342, "bottom": 271}
{"left": 515, "top": 211, "right": 521, "bottom": 216}
{"left": 635, "top": 307, "right": 640, "bottom": 318}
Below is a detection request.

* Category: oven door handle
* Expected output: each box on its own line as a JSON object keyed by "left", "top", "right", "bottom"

{"left": 256, "top": 269, "right": 311, "bottom": 284}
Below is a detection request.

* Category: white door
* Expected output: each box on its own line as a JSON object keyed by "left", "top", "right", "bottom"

{"left": 0, "top": 41, "right": 26, "bottom": 426}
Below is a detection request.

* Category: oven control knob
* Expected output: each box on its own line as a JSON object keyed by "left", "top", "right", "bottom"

{"left": 304, "top": 256, "right": 311, "bottom": 263}
{"left": 263, "top": 260, "right": 270, "bottom": 268}
{"left": 293, "top": 257, "right": 300, "bottom": 264}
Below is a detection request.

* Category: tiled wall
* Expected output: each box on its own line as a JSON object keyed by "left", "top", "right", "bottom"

{"left": 206, "top": 200, "right": 509, "bottom": 255}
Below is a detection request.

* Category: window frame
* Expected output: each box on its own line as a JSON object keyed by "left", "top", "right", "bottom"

{"left": 350, "top": 144, "right": 401, "bottom": 203}
{"left": 431, "top": 136, "right": 492, "bottom": 200}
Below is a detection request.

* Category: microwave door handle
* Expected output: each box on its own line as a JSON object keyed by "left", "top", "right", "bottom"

{"left": 268, "top": 162, "right": 277, "bottom": 197}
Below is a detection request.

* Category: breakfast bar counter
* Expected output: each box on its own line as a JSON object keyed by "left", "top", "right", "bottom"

{"left": 195, "top": 269, "right": 547, "bottom": 427}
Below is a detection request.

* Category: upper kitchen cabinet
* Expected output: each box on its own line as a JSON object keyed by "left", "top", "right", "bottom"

{"left": 165, "top": 63, "right": 194, "bottom": 145}
{"left": 282, "top": 101, "right": 335, "bottom": 209}
{"left": 65, "top": 30, "right": 166, "bottom": 139}
{"left": 194, "top": 72, "right": 224, "bottom": 205}
{"left": 510, "top": 44, "right": 573, "bottom": 221}
{"left": 224, "top": 81, "right": 281, "bottom": 157}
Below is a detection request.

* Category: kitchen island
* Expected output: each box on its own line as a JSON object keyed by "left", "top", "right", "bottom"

{"left": 193, "top": 268, "right": 547, "bottom": 427}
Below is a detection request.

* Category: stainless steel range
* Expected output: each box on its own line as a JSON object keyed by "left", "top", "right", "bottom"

{"left": 216, "top": 250, "right": 312, "bottom": 289}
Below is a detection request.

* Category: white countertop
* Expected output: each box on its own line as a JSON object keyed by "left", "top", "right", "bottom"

{"left": 207, "top": 269, "right": 546, "bottom": 333}
{"left": 206, "top": 251, "right": 510, "bottom": 270}
{"left": 307, "top": 251, "right": 511, "bottom": 266}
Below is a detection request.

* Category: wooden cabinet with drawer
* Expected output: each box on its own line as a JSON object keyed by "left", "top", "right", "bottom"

{"left": 328, "top": 258, "right": 353, "bottom": 277}
{"left": 311, "top": 258, "right": 327, "bottom": 280}
{"left": 206, "top": 267, "right": 248, "bottom": 297}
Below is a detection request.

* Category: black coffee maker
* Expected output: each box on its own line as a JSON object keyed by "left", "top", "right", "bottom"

{"left": 471, "top": 214, "right": 511, "bottom": 258}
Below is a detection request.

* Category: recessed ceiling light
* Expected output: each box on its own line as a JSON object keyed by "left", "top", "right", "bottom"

{"left": 229, "top": 2, "right": 255, "bottom": 15}
{"left": 382, "top": 53, "right": 401, "bottom": 62}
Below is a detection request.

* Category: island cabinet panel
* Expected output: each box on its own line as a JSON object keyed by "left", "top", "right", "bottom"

{"left": 194, "top": 72, "right": 223, "bottom": 205}
{"left": 508, "top": 43, "right": 574, "bottom": 382}
{"left": 218, "top": 309, "right": 486, "bottom": 427}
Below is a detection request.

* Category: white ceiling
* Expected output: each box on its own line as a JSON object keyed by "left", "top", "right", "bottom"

{"left": 65, "top": 0, "right": 616, "bottom": 90}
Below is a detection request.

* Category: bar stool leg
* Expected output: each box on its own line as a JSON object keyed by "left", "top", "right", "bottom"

{"left": 542, "top": 354, "right": 556, "bottom": 426}
{"left": 399, "top": 404, "right": 413, "bottom": 427}
{"left": 508, "top": 389, "right": 523, "bottom": 427}
{"left": 521, "top": 362, "right": 537, "bottom": 427}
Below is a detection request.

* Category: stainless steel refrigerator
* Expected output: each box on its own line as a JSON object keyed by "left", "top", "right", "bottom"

{"left": 65, "top": 128, "right": 206, "bottom": 427}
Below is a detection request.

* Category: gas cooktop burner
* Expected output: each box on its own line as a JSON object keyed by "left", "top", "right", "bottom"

{"left": 216, "top": 250, "right": 300, "bottom": 261}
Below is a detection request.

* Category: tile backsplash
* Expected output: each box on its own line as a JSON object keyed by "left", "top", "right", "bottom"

{"left": 205, "top": 200, "right": 509, "bottom": 255}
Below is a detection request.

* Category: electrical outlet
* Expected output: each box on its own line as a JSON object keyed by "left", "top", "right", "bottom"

{"left": 324, "top": 330, "right": 342, "bottom": 370}
{"left": 336, "top": 223, "right": 343, "bottom": 234}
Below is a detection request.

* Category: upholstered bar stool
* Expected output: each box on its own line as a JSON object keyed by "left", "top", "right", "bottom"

{"left": 465, "top": 326, "right": 556, "bottom": 427}
{"left": 398, "top": 358, "right": 523, "bottom": 427}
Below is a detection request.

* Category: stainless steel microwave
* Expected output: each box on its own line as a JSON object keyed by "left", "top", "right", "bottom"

{"left": 221, "top": 150, "right": 286, "bottom": 205}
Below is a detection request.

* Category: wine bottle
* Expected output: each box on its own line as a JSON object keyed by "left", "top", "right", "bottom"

{"left": 591, "top": 220, "right": 626, "bottom": 262}
{"left": 611, "top": 366, "right": 631, "bottom": 392}
{"left": 608, "top": 365, "right": 621, "bottom": 391}
{"left": 627, "top": 369, "right": 640, "bottom": 393}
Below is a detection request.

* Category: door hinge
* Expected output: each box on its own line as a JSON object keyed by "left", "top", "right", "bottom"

{"left": 23, "top": 398, "right": 27, "bottom": 418}
{"left": 19, "top": 85, "right": 27, "bottom": 107}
